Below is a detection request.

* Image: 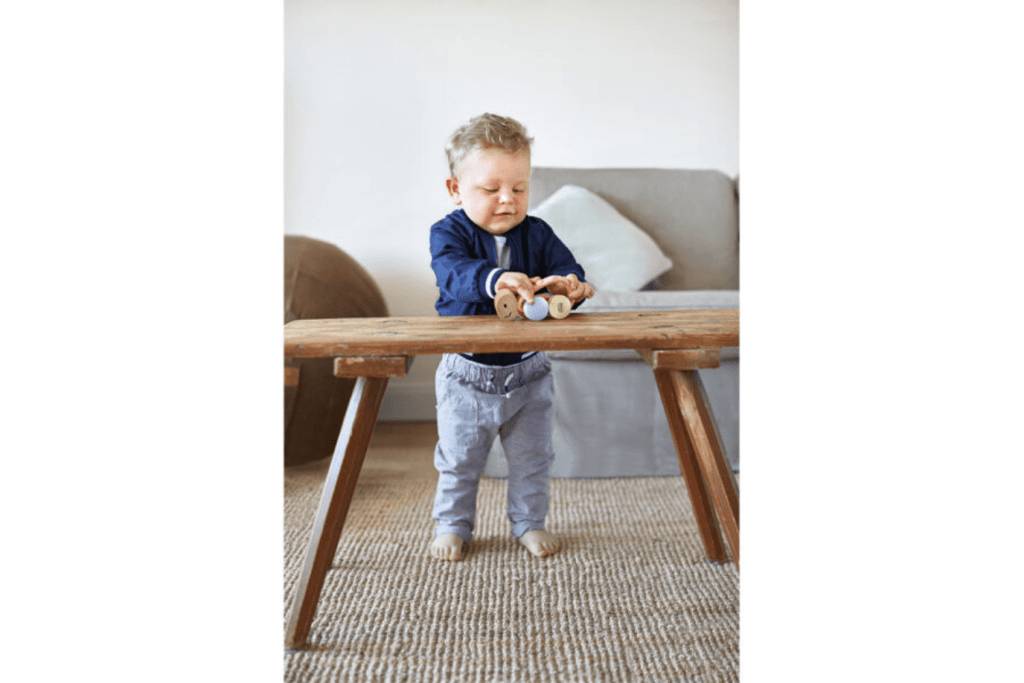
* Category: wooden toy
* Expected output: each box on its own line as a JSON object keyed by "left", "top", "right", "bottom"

{"left": 493, "top": 290, "right": 521, "bottom": 320}
{"left": 494, "top": 291, "right": 573, "bottom": 321}
{"left": 546, "top": 294, "right": 572, "bottom": 319}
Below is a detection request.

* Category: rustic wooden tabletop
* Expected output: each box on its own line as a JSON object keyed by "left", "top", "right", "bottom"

{"left": 284, "top": 309, "right": 739, "bottom": 358}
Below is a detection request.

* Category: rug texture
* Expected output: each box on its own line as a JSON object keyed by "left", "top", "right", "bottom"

{"left": 284, "top": 459, "right": 739, "bottom": 682}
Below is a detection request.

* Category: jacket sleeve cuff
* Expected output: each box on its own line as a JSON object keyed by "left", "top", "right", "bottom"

{"left": 484, "top": 268, "right": 506, "bottom": 299}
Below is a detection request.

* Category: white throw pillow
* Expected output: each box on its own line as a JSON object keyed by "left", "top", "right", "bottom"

{"left": 532, "top": 185, "right": 673, "bottom": 292}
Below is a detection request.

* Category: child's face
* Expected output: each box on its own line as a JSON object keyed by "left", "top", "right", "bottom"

{"left": 446, "top": 147, "right": 530, "bottom": 235}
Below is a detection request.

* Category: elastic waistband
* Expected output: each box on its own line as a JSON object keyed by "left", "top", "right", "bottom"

{"left": 440, "top": 352, "right": 550, "bottom": 394}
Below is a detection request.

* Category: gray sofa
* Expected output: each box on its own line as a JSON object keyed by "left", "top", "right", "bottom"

{"left": 483, "top": 167, "right": 740, "bottom": 478}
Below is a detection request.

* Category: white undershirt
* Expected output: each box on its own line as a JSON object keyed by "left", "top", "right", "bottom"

{"left": 495, "top": 235, "right": 511, "bottom": 269}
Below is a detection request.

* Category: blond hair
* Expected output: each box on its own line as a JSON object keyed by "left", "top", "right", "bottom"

{"left": 445, "top": 113, "right": 534, "bottom": 177}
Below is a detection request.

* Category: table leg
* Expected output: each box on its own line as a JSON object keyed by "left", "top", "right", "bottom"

{"left": 653, "top": 369, "right": 729, "bottom": 563}
{"left": 670, "top": 369, "right": 739, "bottom": 566}
{"left": 284, "top": 375, "right": 388, "bottom": 650}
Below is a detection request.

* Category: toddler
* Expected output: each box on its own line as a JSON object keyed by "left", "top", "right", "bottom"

{"left": 428, "top": 113, "right": 594, "bottom": 561}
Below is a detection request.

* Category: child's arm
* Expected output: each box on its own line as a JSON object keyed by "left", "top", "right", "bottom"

{"left": 430, "top": 221, "right": 509, "bottom": 305}
{"left": 533, "top": 273, "right": 594, "bottom": 305}
{"left": 530, "top": 216, "right": 592, "bottom": 306}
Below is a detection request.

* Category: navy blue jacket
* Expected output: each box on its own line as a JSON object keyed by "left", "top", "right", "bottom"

{"left": 430, "top": 208, "right": 587, "bottom": 317}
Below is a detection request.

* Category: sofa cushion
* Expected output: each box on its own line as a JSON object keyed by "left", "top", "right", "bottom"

{"left": 582, "top": 288, "right": 738, "bottom": 311}
{"left": 532, "top": 184, "right": 673, "bottom": 292}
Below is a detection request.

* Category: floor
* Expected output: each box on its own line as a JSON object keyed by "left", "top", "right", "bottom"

{"left": 284, "top": 420, "right": 740, "bottom": 681}
{"left": 360, "top": 420, "right": 440, "bottom": 478}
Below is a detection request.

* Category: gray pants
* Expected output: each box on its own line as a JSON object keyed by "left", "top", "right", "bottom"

{"left": 432, "top": 353, "right": 555, "bottom": 543}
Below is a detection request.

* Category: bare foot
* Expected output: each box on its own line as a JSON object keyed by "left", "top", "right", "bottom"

{"left": 430, "top": 533, "right": 464, "bottom": 561}
{"left": 519, "top": 530, "right": 560, "bottom": 557}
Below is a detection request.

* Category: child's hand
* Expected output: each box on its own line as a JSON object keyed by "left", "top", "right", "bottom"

{"left": 495, "top": 271, "right": 541, "bottom": 303}
{"left": 535, "top": 274, "right": 594, "bottom": 304}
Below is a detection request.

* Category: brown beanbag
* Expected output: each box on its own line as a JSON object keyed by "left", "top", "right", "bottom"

{"left": 284, "top": 235, "right": 388, "bottom": 466}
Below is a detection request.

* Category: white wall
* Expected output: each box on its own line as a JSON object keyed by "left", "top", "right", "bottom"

{"left": 285, "top": 0, "right": 738, "bottom": 419}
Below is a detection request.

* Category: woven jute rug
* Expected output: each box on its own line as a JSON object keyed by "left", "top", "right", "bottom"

{"left": 284, "top": 455, "right": 739, "bottom": 682}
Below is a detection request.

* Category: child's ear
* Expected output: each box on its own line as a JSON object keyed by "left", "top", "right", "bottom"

{"left": 446, "top": 176, "right": 462, "bottom": 204}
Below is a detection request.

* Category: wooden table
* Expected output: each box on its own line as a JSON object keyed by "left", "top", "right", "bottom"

{"left": 283, "top": 309, "right": 740, "bottom": 650}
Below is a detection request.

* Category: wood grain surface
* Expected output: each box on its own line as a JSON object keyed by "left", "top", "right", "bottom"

{"left": 333, "top": 355, "right": 413, "bottom": 378}
{"left": 284, "top": 309, "right": 739, "bottom": 358}
{"left": 652, "top": 369, "right": 728, "bottom": 563}
{"left": 637, "top": 348, "right": 722, "bottom": 370}
{"left": 670, "top": 370, "right": 740, "bottom": 566}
